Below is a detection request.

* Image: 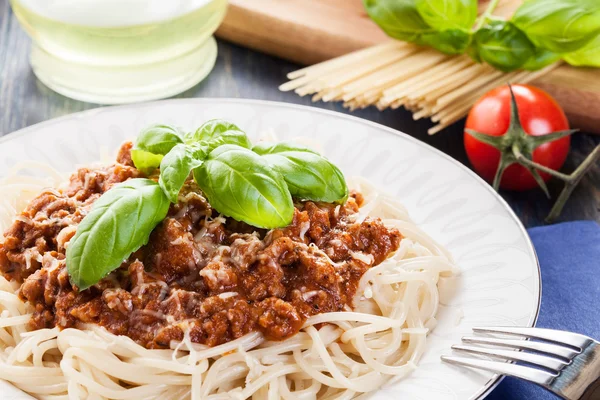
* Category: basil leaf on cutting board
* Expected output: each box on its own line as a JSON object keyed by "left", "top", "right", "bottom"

{"left": 512, "top": 0, "right": 600, "bottom": 53}
{"left": 522, "top": 47, "right": 562, "bottom": 70}
{"left": 471, "top": 20, "right": 535, "bottom": 72}
{"left": 252, "top": 142, "right": 349, "bottom": 203}
{"left": 420, "top": 29, "right": 472, "bottom": 54}
{"left": 131, "top": 124, "right": 184, "bottom": 173}
{"left": 363, "top": 0, "right": 475, "bottom": 54}
{"left": 193, "top": 145, "right": 294, "bottom": 229}
{"left": 363, "top": 0, "right": 434, "bottom": 42}
{"left": 66, "top": 179, "right": 170, "bottom": 290}
{"left": 362, "top": 0, "right": 600, "bottom": 70}
{"left": 159, "top": 143, "right": 207, "bottom": 203}
{"left": 564, "top": 34, "right": 600, "bottom": 67}
{"left": 186, "top": 119, "right": 252, "bottom": 152}
{"left": 415, "top": 0, "right": 477, "bottom": 31}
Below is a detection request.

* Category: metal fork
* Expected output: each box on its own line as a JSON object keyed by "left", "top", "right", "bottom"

{"left": 441, "top": 327, "right": 600, "bottom": 400}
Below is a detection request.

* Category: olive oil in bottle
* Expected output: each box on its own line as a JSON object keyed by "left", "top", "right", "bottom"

{"left": 10, "top": 0, "right": 228, "bottom": 104}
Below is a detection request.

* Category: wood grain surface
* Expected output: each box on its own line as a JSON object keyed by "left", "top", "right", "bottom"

{"left": 0, "top": 0, "right": 598, "bottom": 227}
{"left": 216, "top": 0, "right": 600, "bottom": 134}
{"left": 216, "top": 0, "right": 387, "bottom": 65}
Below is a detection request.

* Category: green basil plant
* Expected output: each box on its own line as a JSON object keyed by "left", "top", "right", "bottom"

{"left": 364, "top": 0, "right": 600, "bottom": 72}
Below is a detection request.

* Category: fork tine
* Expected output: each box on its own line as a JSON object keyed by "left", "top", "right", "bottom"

{"left": 451, "top": 344, "right": 570, "bottom": 372}
{"left": 442, "top": 355, "right": 556, "bottom": 386}
{"left": 462, "top": 336, "right": 579, "bottom": 360}
{"left": 474, "top": 327, "right": 592, "bottom": 349}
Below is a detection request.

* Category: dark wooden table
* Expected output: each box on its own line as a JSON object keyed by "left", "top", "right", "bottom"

{"left": 1, "top": 0, "right": 598, "bottom": 228}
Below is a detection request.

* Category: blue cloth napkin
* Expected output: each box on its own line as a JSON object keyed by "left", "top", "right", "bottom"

{"left": 487, "top": 221, "right": 600, "bottom": 400}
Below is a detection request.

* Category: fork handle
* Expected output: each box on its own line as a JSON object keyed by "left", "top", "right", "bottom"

{"left": 580, "top": 377, "right": 600, "bottom": 400}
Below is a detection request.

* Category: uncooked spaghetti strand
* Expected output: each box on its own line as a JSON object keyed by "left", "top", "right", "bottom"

{"left": 340, "top": 49, "right": 428, "bottom": 100}
{"left": 388, "top": 62, "right": 488, "bottom": 104}
{"left": 382, "top": 56, "right": 472, "bottom": 99}
{"left": 435, "top": 62, "right": 559, "bottom": 123}
{"left": 431, "top": 71, "right": 525, "bottom": 123}
{"left": 342, "top": 51, "right": 448, "bottom": 102}
{"left": 428, "top": 64, "right": 559, "bottom": 134}
{"left": 285, "top": 42, "right": 407, "bottom": 81}
{"left": 431, "top": 69, "right": 505, "bottom": 112}
{"left": 419, "top": 64, "right": 491, "bottom": 103}
{"left": 295, "top": 48, "right": 411, "bottom": 96}
{"left": 344, "top": 49, "right": 446, "bottom": 93}
{"left": 292, "top": 45, "right": 419, "bottom": 96}
{"left": 325, "top": 48, "right": 421, "bottom": 89}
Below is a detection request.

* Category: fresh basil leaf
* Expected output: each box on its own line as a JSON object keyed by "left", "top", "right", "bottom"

{"left": 132, "top": 124, "right": 184, "bottom": 173}
{"left": 186, "top": 119, "right": 252, "bottom": 152}
{"left": 415, "top": 0, "right": 477, "bottom": 31}
{"left": 252, "top": 142, "right": 348, "bottom": 204}
{"left": 193, "top": 145, "right": 293, "bottom": 229}
{"left": 67, "top": 179, "right": 170, "bottom": 290}
{"left": 363, "top": 0, "right": 435, "bottom": 42}
{"left": 134, "top": 124, "right": 184, "bottom": 154}
{"left": 363, "top": 0, "right": 473, "bottom": 54}
{"left": 523, "top": 47, "right": 561, "bottom": 70}
{"left": 467, "top": 40, "right": 482, "bottom": 63}
{"left": 512, "top": 0, "right": 600, "bottom": 53}
{"left": 564, "top": 33, "right": 600, "bottom": 67}
{"left": 130, "top": 150, "right": 165, "bottom": 175}
{"left": 158, "top": 144, "right": 206, "bottom": 203}
{"left": 471, "top": 20, "right": 535, "bottom": 72}
{"left": 189, "top": 119, "right": 242, "bottom": 141}
{"left": 420, "top": 29, "right": 472, "bottom": 54}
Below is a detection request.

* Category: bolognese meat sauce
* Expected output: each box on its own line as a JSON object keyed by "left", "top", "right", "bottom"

{"left": 0, "top": 143, "right": 401, "bottom": 349}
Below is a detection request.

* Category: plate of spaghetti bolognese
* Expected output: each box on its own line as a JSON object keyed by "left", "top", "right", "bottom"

{"left": 0, "top": 99, "right": 540, "bottom": 400}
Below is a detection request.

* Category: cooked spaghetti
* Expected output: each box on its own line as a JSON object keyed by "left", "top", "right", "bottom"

{"left": 0, "top": 143, "right": 457, "bottom": 399}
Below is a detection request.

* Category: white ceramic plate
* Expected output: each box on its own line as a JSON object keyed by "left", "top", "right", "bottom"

{"left": 0, "top": 99, "right": 540, "bottom": 400}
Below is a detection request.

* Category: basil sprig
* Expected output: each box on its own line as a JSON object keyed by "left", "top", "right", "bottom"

{"left": 365, "top": 0, "right": 600, "bottom": 71}
{"left": 66, "top": 121, "right": 348, "bottom": 289}
{"left": 154, "top": 121, "right": 348, "bottom": 219}
{"left": 364, "top": 0, "right": 476, "bottom": 54}
{"left": 67, "top": 179, "right": 170, "bottom": 290}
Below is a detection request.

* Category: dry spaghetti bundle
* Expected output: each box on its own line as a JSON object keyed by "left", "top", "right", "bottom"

{"left": 280, "top": 0, "right": 559, "bottom": 135}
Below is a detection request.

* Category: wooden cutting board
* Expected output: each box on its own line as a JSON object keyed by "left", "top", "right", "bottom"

{"left": 215, "top": 0, "right": 600, "bottom": 134}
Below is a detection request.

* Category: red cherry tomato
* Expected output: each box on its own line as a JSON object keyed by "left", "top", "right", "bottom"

{"left": 464, "top": 84, "right": 570, "bottom": 191}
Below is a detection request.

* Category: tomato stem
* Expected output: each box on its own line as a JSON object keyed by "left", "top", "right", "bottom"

{"left": 512, "top": 145, "right": 570, "bottom": 181}
{"left": 492, "top": 155, "right": 514, "bottom": 192}
{"left": 545, "top": 144, "right": 600, "bottom": 223}
{"left": 510, "top": 144, "right": 551, "bottom": 197}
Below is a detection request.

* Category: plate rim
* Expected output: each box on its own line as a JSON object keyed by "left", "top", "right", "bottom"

{"left": 0, "top": 98, "right": 542, "bottom": 400}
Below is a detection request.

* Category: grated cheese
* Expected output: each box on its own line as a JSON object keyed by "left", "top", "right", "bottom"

{"left": 299, "top": 221, "right": 310, "bottom": 241}
{"left": 218, "top": 292, "right": 239, "bottom": 300}
{"left": 350, "top": 251, "right": 374, "bottom": 265}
